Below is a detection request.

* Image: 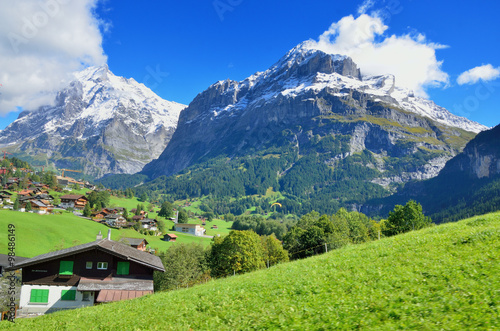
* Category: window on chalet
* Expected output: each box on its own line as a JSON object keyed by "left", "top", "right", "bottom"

{"left": 30, "top": 289, "right": 49, "bottom": 303}
{"left": 97, "top": 262, "right": 108, "bottom": 270}
{"left": 116, "top": 262, "right": 130, "bottom": 275}
{"left": 86, "top": 261, "right": 93, "bottom": 269}
{"left": 182, "top": 227, "right": 189, "bottom": 233}
{"left": 61, "top": 290, "right": 76, "bottom": 301}
{"left": 82, "top": 291, "right": 92, "bottom": 301}
{"left": 59, "top": 261, "right": 74, "bottom": 275}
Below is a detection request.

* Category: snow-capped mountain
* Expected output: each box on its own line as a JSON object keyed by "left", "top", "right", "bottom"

{"left": 143, "top": 42, "right": 487, "bottom": 188}
{"left": 185, "top": 42, "right": 486, "bottom": 133}
{"left": 0, "top": 65, "right": 186, "bottom": 177}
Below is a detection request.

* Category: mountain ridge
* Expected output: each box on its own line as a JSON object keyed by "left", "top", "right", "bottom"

{"left": 0, "top": 66, "right": 186, "bottom": 178}
{"left": 142, "top": 43, "right": 486, "bottom": 182}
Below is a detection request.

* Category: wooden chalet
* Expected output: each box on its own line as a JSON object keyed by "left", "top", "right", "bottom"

{"left": 7, "top": 231, "right": 165, "bottom": 317}
{"left": 162, "top": 234, "right": 178, "bottom": 242}
{"left": 119, "top": 238, "right": 149, "bottom": 251}
{"left": 105, "top": 214, "right": 127, "bottom": 228}
{"left": 29, "top": 200, "right": 53, "bottom": 214}
{"left": 140, "top": 219, "right": 158, "bottom": 231}
{"left": 132, "top": 214, "right": 146, "bottom": 222}
{"left": 0, "top": 190, "right": 12, "bottom": 204}
{"left": 59, "top": 194, "right": 88, "bottom": 210}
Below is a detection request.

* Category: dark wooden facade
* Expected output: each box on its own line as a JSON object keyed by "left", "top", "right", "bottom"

{"left": 22, "top": 248, "right": 154, "bottom": 286}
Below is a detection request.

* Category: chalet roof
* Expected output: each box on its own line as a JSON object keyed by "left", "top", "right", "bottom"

{"left": 60, "top": 194, "right": 87, "bottom": 201}
{"left": 120, "top": 238, "right": 149, "bottom": 246}
{"left": 132, "top": 215, "right": 145, "bottom": 220}
{"left": 165, "top": 234, "right": 178, "bottom": 238}
{"left": 105, "top": 213, "right": 124, "bottom": 219}
{"left": 0, "top": 191, "right": 12, "bottom": 196}
{"left": 176, "top": 223, "right": 202, "bottom": 228}
{"left": 8, "top": 239, "right": 164, "bottom": 272}
{"left": 140, "top": 218, "right": 157, "bottom": 224}
{"left": 0, "top": 254, "right": 29, "bottom": 267}
{"left": 33, "top": 194, "right": 54, "bottom": 200}
{"left": 78, "top": 276, "right": 154, "bottom": 291}
{"left": 95, "top": 289, "right": 153, "bottom": 302}
{"left": 30, "top": 200, "right": 47, "bottom": 207}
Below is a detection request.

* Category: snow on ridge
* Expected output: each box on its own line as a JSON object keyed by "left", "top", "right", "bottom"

{"left": 72, "top": 65, "right": 186, "bottom": 135}
{"left": 205, "top": 45, "right": 487, "bottom": 133}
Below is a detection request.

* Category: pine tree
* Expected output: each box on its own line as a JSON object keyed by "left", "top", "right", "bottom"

{"left": 83, "top": 203, "right": 92, "bottom": 217}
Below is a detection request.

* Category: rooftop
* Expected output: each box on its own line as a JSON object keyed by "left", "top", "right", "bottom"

{"left": 8, "top": 239, "right": 164, "bottom": 272}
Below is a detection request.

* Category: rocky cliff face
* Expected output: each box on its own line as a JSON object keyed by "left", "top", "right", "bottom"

{"left": 439, "top": 124, "right": 500, "bottom": 179}
{"left": 142, "top": 42, "right": 486, "bottom": 191}
{"left": 0, "top": 66, "right": 186, "bottom": 178}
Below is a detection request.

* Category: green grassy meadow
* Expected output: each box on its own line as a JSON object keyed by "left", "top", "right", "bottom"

{"left": 2, "top": 212, "right": 498, "bottom": 330}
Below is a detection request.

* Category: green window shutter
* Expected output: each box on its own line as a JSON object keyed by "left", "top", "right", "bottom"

{"left": 116, "top": 262, "right": 130, "bottom": 275}
{"left": 61, "top": 290, "right": 76, "bottom": 301}
{"left": 59, "top": 261, "right": 74, "bottom": 275}
{"left": 30, "top": 289, "right": 49, "bottom": 303}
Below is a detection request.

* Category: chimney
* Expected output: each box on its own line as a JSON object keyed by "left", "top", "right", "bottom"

{"left": 107, "top": 229, "right": 111, "bottom": 240}
{"left": 96, "top": 231, "right": 103, "bottom": 240}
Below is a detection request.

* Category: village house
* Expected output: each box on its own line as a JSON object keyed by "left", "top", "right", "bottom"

{"left": 7, "top": 231, "right": 165, "bottom": 317}
{"left": 32, "top": 193, "right": 54, "bottom": 203}
{"left": 140, "top": 219, "right": 158, "bottom": 231}
{"left": 132, "top": 214, "right": 146, "bottom": 222}
{"left": 0, "top": 190, "right": 12, "bottom": 204}
{"left": 130, "top": 209, "right": 147, "bottom": 216}
{"left": 56, "top": 176, "right": 85, "bottom": 189}
{"left": 29, "top": 200, "right": 53, "bottom": 215}
{"left": 119, "top": 238, "right": 149, "bottom": 251}
{"left": 59, "top": 194, "right": 88, "bottom": 210}
{"left": 175, "top": 223, "right": 206, "bottom": 236}
{"left": 161, "top": 234, "right": 178, "bottom": 242}
{"left": 105, "top": 214, "right": 127, "bottom": 228}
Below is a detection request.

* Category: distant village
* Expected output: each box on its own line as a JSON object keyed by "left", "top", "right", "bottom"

{"left": 0, "top": 165, "right": 210, "bottom": 241}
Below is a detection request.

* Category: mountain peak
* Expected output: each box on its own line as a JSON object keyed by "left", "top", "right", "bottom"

{"left": 75, "top": 65, "right": 111, "bottom": 82}
{"left": 269, "top": 41, "right": 361, "bottom": 80}
{"left": 0, "top": 66, "right": 186, "bottom": 178}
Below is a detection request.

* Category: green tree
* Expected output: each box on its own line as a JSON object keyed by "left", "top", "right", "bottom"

{"left": 122, "top": 207, "right": 129, "bottom": 220}
{"left": 225, "top": 213, "right": 235, "bottom": 222}
{"left": 154, "top": 243, "right": 209, "bottom": 291}
{"left": 140, "top": 192, "right": 148, "bottom": 202}
{"left": 261, "top": 234, "right": 289, "bottom": 267}
{"left": 83, "top": 203, "right": 92, "bottom": 217}
{"left": 25, "top": 201, "right": 32, "bottom": 212}
{"left": 53, "top": 196, "right": 61, "bottom": 207}
{"left": 178, "top": 209, "right": 189, "bottom": 223}
{"left": 203, "top": 211, "right": 215, "bottom": 222}
{"left": 208, "top": 230, "right": 265, "bottom": 278}
{"left": 13, "top": 197, "right": 20, "bottom": 211}
{"left": 87, "top": 190, "right": 110, "bottom": 209}
{"left": 158, "top": 201, "right": 174, "bottom": 218}
{"left": 383, "top": 200, "right": 433, "bottom": 237}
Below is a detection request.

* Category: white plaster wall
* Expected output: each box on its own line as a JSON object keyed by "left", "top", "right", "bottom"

{"left": 20, "top": 284, "right": 94, "bottom": 312}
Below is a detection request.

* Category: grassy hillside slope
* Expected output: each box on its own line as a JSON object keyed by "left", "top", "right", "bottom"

{"left": 2, "top": 212, "right": 499, "bottom": 330}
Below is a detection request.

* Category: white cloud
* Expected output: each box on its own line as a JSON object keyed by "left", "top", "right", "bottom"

{"left": 357, "top": 0, "right": 376, "bottom": 15}
{"left": 457, "top": 64, "right": 500, "bottom": 85}
{"left": 305, "top": 14, "right": 449, "bottom": 97}
{"left": 0, "top": 0, "right": 107, "bottom": 115}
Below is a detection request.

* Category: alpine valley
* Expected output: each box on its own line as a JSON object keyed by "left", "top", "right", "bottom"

{"left": 134, "top": 42, "right": 487, "bottom": 215}
{"left": 0, "top": 66, "right": 186, "bottom": 178}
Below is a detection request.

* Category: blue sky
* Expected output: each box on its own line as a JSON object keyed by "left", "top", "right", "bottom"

{"left": 0, "top": 0, "right": 499, "bottom": 129}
